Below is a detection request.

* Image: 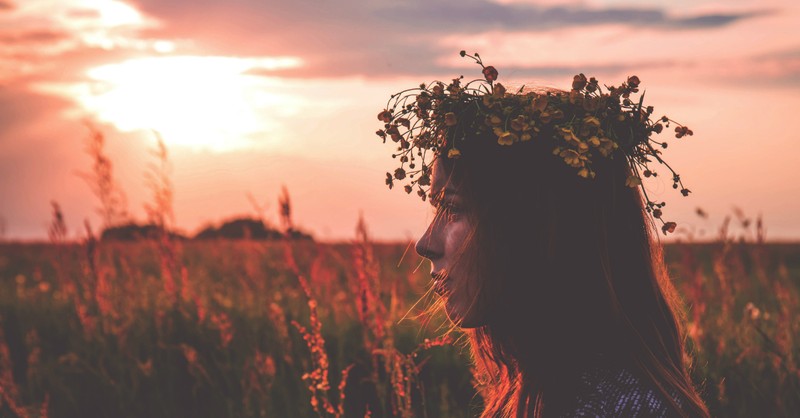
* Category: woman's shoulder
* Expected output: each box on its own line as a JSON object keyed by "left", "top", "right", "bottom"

{"left": 556, "top": 364, "right": 684, "bottom": 418}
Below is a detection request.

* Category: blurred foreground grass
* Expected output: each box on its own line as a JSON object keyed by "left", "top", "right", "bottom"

{"left": 0, "top": 222, "right": 798, "bottom": 417}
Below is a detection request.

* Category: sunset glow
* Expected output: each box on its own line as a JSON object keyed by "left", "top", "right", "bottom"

{"left": 35, "top": 56, "right": 305, "bottom": 151}
{"left": 1, "top": 0, "right": 798, "bottom": 242}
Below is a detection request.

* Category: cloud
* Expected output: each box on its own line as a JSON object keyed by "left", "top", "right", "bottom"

{"left": 128, "top": 0, "right": 771, "bottom": 78}
{"left": 0, "top": 29, "right": 71, "bottom": 45}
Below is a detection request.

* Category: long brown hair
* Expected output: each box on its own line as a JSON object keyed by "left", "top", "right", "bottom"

{"left": 433, "top": 98, "right": 710, "bottom": 417}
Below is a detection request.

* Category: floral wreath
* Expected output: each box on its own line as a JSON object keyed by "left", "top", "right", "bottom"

{"left": 376, "top": 51, "right": 695, "bottom": 235}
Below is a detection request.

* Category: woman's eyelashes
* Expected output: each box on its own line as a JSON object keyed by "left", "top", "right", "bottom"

{"left": 433, "top": 200, "right": 462, "bottom": 221}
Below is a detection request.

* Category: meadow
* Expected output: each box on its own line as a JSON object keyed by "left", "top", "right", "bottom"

{"left": 0, "top": 128, "right": 798, "bottom": 417}
{"left": 0, "top": 213, "right": 798, "bottom": 418}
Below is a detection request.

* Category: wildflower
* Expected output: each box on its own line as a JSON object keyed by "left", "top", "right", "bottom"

{"left": 560, "top": 149, "right": 582, "bottom": 167}
{"left": 531, "top": 94, "right": 548, "bottom": 112}
{"left": 416, "top": 93, "right": 431, "bottom": 108}
{"left": 417, "top": 173, "right": 431, "bottom": 186}
{"left": 377, "top": 51, "right": 695, "bottom": 219}
{"left": 385, "top": 172, "right": 394, "bottom": 189}
{"left": 483, "top": 66, "right": 498, "bottom": 82}
{"left": 378, "top": 109, "right": 392, "bottom": 122}
{"left": 510, "top": 115, "right": 529, "bottom": 132}
{"left": 586, "top": 76, "right": 599, "bottom": 92}
{"left": 572, "top": 73, "right": 588, "bottom": 90}
{"left": 492, "top": 83, "right": 507, "bottom": 98}
{"left": 661, "top": 221, "right": 677, "bottom": 235}
{"left": 559, "top": 127, "right": 580, "bottom": 144}
{"left": 625, "top": 175, "right": 642, "bottom": 188}
{"left": 539, "top": 111, "right": 552, "bottom": 124}
{"left": 583, "top": 116, "right": 601, "bottom": 128}
{"left": 394, "top": 168, "right": 406, "bottom": 180}
{"left": 497, "top": 131, "right": 517, "bottom": 146}
{"left": 444, "top": 112, "right": 457, "bottom": 126}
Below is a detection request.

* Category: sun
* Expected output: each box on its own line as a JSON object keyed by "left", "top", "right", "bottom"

{"left": 39, "top": 55, "right": 304, "bottom": 152}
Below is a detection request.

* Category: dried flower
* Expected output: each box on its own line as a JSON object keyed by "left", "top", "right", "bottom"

{"left": 482, "top": 66, "right": 498, "bottom": 82}
{"left": 572, "top": 73, "right": 588, "bottom": 90}
{"left": 376, "top": 51, "right": 696, "bottom": 233}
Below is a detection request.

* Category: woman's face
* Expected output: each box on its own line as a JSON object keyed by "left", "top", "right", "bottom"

{"left": 414, "top": 158, "right": 484, "bottom": 328}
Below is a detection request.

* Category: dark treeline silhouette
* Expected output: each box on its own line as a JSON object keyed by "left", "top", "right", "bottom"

{"left": 100, "top": 217, "right": 313, "bottom": 241}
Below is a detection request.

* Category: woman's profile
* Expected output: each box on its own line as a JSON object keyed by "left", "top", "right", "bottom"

{"left": 376, "top": 52, "right": 710, "bottom": 417}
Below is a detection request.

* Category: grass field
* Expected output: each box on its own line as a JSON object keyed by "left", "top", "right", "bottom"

{"left": 0, "top": 219, "right": 798, "bottom": 417}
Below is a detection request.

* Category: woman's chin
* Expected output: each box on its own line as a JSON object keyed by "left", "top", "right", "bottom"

{"left": 445, "top": 298, "right": 482, "bottom": 328}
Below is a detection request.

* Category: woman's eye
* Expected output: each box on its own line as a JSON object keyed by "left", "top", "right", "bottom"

{"left": 435, "top": 202, "right": 462, "bottom": 221}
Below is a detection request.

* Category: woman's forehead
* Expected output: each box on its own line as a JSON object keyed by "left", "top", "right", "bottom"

{"left": 431, "top": 159, "right": 463, "bottom": 200}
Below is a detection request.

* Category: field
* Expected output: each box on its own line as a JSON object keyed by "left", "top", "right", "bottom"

{"left": 0, "top": 218, "right": 798, "bottom": 417}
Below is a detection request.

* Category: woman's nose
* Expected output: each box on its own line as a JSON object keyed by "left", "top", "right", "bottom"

{"left": 415, "top": 222, "right": 443, "bottom": 260}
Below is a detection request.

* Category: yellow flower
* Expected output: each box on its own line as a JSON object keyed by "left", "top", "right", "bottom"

{"left": 588, "top": 136, "right": 601, "bottom": 146}
{"left": 444, "top": 112, "right": 457, "bottom": 126}
{"left": 497, "top": 131, "right": 517, "bottom": 146}
{"left": 577, "top": 168, "right": 595, "bottom": 178}
{"left": 448, "top": 148, "right": 461, "bottom": 158}
{"left": 625, "top": 175, "right": 642, "bottom": 188}
{"left": 510, "top": 115, "right": 529, "bottom": 132}
{"left": 560, "top": 149, "right": 582, "bottom": 167}
{"left": 597, "top": 137, "right": 617, "bottom": 157}
{"left": 559, "top": 127, "right": 580, "bottom": 144}
{"left": 577, "top": 141, "right": 589, "bottom": 152}
{"left": 520, "top": 133, "right": 532, "bottom": 142}
{"left": 492, "top": 83, "right": 507, "bottom": 98}
{"left": 583, "top": 116, "right": 601, "bottom": 128}
{"left": 531, "top": 94, "right": 548, "bottom": 112}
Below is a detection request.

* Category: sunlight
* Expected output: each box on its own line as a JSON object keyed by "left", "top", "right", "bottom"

{"left": 37, "top": 55, "right": 305, "bottom": 152}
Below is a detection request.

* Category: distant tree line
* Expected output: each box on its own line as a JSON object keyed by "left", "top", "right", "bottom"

{"left": 101, "top": 217, "right": 313, "bottom": 241}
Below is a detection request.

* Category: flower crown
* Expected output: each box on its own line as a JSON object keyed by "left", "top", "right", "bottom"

{"left": 376, "top": 51, "right": 695, "bottom": 235}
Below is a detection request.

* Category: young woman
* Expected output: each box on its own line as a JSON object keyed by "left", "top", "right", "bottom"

{"left": 377, "top": 52, "right": 710, "bottom": 417}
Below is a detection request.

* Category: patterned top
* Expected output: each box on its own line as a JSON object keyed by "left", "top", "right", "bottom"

{"left": 556, "top": 365, "right": 685, "bottom": 418}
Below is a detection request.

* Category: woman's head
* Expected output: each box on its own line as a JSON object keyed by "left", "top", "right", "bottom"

{"left": 379, "top": 52, "right": 706, "bottom": 416}
{"left": 413, "top": 105, "right": 708, "bottom": 417}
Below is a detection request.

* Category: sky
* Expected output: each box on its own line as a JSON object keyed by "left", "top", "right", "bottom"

{"left": 0, "top": 0, "right": 798, "bottom": 243}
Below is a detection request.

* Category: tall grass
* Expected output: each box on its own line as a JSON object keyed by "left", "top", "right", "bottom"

{"left": 0, "top": 127, "right": 796, "bottom": 417}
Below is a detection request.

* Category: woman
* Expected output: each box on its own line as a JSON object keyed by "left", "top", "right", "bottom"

{"left": 377, "top": 52, "right": 710, "bottom": 417}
